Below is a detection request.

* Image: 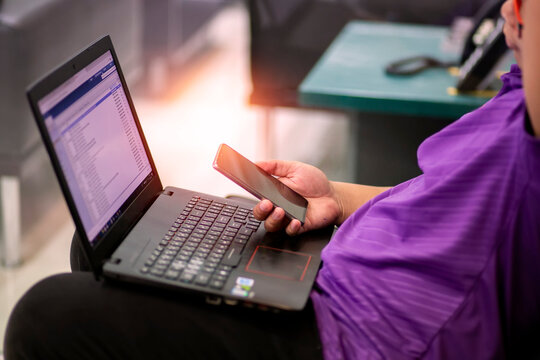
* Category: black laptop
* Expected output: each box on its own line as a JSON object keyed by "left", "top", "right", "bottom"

{"left": 27, "top": 35, "right": 332, "bottom": 311}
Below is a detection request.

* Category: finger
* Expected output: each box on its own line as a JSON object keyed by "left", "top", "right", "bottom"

{"left": 264, "top": 207, "right": 288, "bottom": 232}
{"left": 256, "top": 160, "right": 297, "bottom": 178}
{"left": 285, "top": 219, "right": 303, "bottom": 236}
{"left": 253, "top": 199, "right": 274, "bottom": 221}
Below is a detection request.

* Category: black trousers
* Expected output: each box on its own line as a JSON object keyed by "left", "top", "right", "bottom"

{"left": 4, "top": 237, "right": 323, "bottom": 360}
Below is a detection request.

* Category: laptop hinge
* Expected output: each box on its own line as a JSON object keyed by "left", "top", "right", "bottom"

{"left": 161, "top": 189, "right": 174, "bottom": 197}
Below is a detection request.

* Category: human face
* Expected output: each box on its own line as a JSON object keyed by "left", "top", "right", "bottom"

{"left": 501, "top": 0, "right": 523, "bottom": 66}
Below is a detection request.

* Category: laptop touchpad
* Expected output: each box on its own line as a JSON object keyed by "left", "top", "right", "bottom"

{"left": 246, "top": 246, "right": 311, "bottom": 281}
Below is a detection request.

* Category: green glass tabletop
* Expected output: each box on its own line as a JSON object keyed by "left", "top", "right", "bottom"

{"left": 299, "top": 21, "right": 493, "bottom": 119}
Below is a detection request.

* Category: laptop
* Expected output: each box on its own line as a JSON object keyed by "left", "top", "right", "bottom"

{"left": 27, "top": 35, "right": 333, "bottom": 311}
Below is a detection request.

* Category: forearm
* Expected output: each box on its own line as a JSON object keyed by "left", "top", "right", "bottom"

{"left": 330, "top": 181, "right": 391, "bottom": 224}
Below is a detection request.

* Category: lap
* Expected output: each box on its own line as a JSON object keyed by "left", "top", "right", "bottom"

{"left": 4, "top": 272, "right": 322, "bottom": 360}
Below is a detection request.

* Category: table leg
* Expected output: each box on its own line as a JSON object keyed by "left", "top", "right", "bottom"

{"left": 0, "top": 175, "right": 21, "bottom": 267}
{"left": 257, "top": 107, "right": 275, "bottom": 160}
{"left": 351, "top": 113, "right": 452, "bottom": 186}
{"left": 348, "top": 114, "right": 360, "bottom": 183}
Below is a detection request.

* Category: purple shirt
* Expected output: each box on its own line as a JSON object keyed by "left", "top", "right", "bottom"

{"left": 311, "top": 65, "right": 540, "bottom": 359}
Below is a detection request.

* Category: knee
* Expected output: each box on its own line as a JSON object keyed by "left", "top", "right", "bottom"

{"left": 3, "top": 273, "right": 89, "bottom": 359}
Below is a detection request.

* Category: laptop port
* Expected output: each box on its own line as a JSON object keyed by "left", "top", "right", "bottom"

{"left": 242, "top": 301, "right": 254, "bottom": 308}
{"left": 224, "top": 298, "right": 238, "bottom": 306}
{"left": 205, "top": 295, "right": 222, "bottom": 305}
{"left": 109, "top": 258, "right": 121, "bottom": 265}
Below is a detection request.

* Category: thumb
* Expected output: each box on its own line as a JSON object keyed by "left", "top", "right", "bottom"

{"left": 256, "top": 160, "right": 297, "bottom": 178}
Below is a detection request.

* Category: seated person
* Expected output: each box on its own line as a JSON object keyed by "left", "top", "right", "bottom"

{"left": 4, "top": 0, "right": 539, "bottom": 358}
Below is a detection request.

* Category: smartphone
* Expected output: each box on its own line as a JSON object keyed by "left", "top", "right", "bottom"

{"left": 213, "top": 144, "right": 308, "bottom": 224}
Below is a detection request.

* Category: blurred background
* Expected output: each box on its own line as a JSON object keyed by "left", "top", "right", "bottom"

{"left": 0, "top": 0, "right": 493, "bottom": 355}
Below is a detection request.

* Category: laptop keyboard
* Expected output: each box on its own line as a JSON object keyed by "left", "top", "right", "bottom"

{"left": 140, "top": 196, "right": 261, "bottom": 290}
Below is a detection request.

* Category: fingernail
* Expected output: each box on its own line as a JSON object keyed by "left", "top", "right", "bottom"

{"left": 288, "top": 223, "right": 299, "bottom": 236}
{"left": 261, "top": 201, "right": 272, "bottom": 212}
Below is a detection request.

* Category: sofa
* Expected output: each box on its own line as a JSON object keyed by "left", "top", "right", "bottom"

{"left": 0, "top": 0, "right": 143, "bottom": 267}
{"left": 140, "top": 0, "right": 230, "bottom": 94}
{"left": 0, "top": 0, "right": 230, "bottom": 266}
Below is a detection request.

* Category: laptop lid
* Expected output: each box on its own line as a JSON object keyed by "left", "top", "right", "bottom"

{"left": 27, "top": 36, "right": 163, "bottom": 277}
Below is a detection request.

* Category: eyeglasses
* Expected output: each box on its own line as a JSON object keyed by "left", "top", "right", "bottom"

{"left": 513, "top": 0, "right": 524, "bottom": 26}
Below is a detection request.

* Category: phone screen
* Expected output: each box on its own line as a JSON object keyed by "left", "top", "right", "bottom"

{"left": 213, "top": 144, "right": 308, "bottom": 224}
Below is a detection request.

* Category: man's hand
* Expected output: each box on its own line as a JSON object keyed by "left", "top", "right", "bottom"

{"left": 252, "top": 160, "right": 342, "bottom": 236}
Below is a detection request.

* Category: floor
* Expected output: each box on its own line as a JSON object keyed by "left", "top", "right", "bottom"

{"left": 0, "top": 3, "right": 350, "bottom": 355}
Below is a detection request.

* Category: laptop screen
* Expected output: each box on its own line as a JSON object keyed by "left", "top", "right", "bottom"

{"left": 36, "top": 51, "right": 153, "bottom": 245}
